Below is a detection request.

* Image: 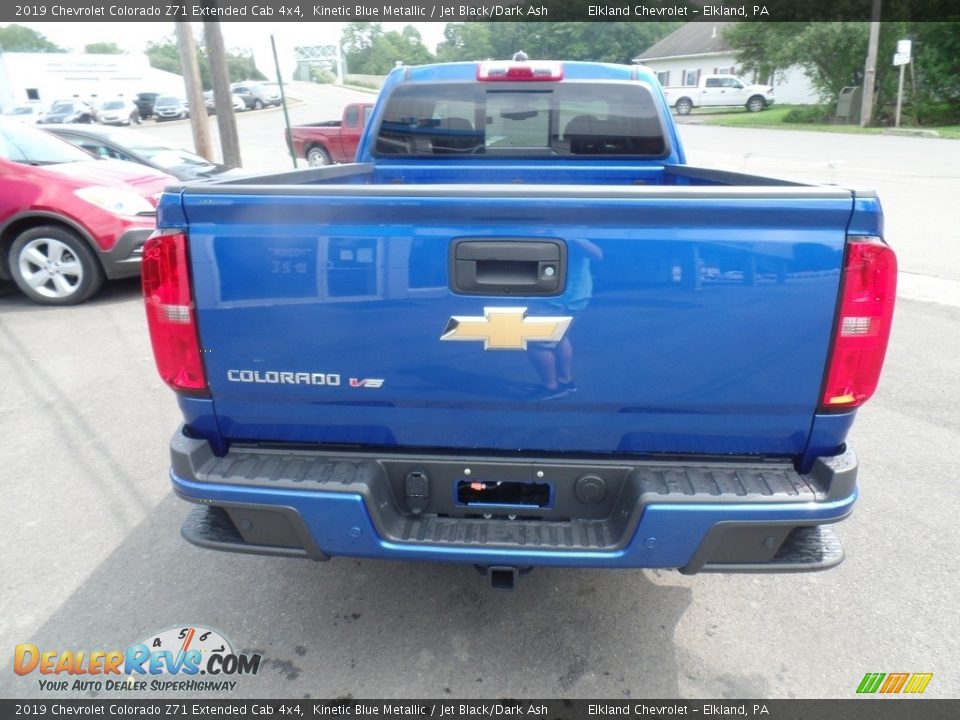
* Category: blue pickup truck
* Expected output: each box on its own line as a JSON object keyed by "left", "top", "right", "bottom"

{"left": 144, "top": 60, "right": 897, "bottom": 589}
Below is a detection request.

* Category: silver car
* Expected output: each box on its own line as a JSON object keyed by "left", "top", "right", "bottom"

{"left": 153, "top": 95, "right": 189, "bottom": 122}
{"left": 96, "top": 99, "right": 140, "bottom": 126}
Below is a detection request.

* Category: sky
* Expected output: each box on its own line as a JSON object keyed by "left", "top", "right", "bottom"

{"left": 16, "top": 21, "right": 451, "bottom": 78}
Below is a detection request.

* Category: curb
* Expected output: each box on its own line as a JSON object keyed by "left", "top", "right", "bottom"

{"left": 882, "top": 128, "right": 941, "bottom": 138}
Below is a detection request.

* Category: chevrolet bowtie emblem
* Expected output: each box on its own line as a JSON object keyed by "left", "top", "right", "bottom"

{"left": 440, "top": 307, "right": 573, "bottom": 350}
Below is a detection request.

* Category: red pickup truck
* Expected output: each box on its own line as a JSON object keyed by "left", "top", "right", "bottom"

{"left": 287, "top": 102, "right": 373, "bottom": 166}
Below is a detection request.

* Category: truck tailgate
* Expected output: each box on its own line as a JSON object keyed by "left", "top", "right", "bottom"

{"left": 179, "top": 185, "right": 853, "bottom": 457}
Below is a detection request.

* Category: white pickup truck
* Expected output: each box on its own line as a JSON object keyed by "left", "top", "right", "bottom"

{"left": 661, "top": 74, "right": 775, "bottom": 115}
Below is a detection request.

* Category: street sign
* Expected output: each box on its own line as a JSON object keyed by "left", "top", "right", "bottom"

{"left": 893, "top": 52, "right": 910, "bottom": 66}
{"left": 294, "top": 45, "right": 339, "bottom": 61}
{"left": 897, "top": 39, "right": 912, "bottom": 58}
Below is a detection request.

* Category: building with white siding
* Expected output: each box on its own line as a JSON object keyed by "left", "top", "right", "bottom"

{"left": 0, "top": 50, "right": 184, "bottom": 110}
{"left": 633, "top": 23, "right": 820, "bottom": 106}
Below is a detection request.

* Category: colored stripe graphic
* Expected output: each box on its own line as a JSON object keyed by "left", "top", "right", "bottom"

{"left": 903, "top": 673, "right": 934, "bottom": 694}
{"left": 880, "top": 673, "right": 910, "bottom": 693}
{"left": 857, "top": 673, "right": 885, "bottom": 693}
{"left": 857, "top": 672, "right": 933, "bottom": 694}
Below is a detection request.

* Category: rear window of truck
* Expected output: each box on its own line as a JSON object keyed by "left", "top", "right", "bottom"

{"left": 374, "top": 81, "right": 667, "bottom": 159}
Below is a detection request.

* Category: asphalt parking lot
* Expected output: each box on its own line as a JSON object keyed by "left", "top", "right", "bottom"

{"left": 1, "top": 88, "right": 958, "bottom": 699}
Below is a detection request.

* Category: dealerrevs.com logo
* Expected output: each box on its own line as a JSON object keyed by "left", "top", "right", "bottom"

{"left": 14, "top": 625, "right": 261, "bottom": 693}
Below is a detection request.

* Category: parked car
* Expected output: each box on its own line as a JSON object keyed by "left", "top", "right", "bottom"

{"left": 203, "top": 90, "right": 246, "bottom": 115}
{"left": 153, "top": 96, "right": 189, "bottom": 122}
{"left": 96, "top": 98, "right": 140, "bottom": 126}
{"left": 1, "top": 103, "right": 45, "bottom": 124}
{"left": 37, "top": 100, "right": 94, "bottom": 124}
{"left": 230, "top": 82, "right": 281, "bottom": 110}
{"left": 0, "top": 119, "right": 174, "bottom": 304}
{"left": 44, "top": 125, "right": 234, "bottom": 181}
{"left": 134, "top": 92, "right": 160, "bottom": 120}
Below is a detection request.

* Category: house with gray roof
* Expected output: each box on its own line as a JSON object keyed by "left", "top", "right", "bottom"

{"left": 633, "top": 23, "right": 819, "bottom": 106}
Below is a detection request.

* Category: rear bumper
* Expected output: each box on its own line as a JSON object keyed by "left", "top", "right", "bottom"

{"left": 169, "top": 428, "right": 856, "bottom": 574}
{"left": 98, "top": 227, "right": 152, "bottom": 279}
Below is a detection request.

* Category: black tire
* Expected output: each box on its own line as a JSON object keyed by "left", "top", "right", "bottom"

{"left": 306, "top": 145, "right": 331, "bottom": 167}
{"left": 747, "top": 95, "right": 767, "bottom": 112}
{"left": 8, "top": 225, "right": 104, "bottom": 305}
{"left": 253, "top": 99, "right": 264, "bottom": 110}
{"left": 675, "top": 98, "right": 693, "bottom": 115}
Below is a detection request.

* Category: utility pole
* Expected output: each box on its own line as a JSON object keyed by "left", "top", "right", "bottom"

{"left": 174, "top": 21, "right": 213, "bottom": 162}
{"left": 271, "top": 35, "right": 297, "bottom": 169}
{"left": 202, "top": 13, "right": 242, "bottom": 168}
{"left": 860, "top": 0, "right": 882, "bottom": 127}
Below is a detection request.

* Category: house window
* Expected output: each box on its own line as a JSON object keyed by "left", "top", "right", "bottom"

{"left": 26, "top": 88, "right": 40, "bottom": 100}
{"left": 683, "top": 70, "right": 700, "bottom": 87}
{"left": 656, "top": 71, "right": 670, "bottom": 86}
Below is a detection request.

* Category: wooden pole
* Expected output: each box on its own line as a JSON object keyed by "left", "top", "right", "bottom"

{"left": 895, "top": 61, "right": 905, "bottom": 128}
{"left": 174, "top": 21, "right": 213, "bottom": 162}
{"left": 271, "top": 35, "right": 297, "bottom": 169}
{"left": 202, "top": 14, "right": 242, "bottom": 168}
{"left": 860, "top": 0, "right": 882, "bottom": 127}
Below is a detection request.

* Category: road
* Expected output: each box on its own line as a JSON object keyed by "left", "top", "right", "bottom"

{"left": 1, "top": 83, "right": 958, "bottom": 700}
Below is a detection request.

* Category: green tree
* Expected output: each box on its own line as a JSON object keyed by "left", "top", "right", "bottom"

{"left": 341, "top": 23, "right": 435, "bottom": 74}
{"left": 145, "top": 36, "right": 264, "bottom": 91}
{"left": 725, "top": 21, "right": 960, "bottom": 125}
{"left": 223, "top": 48, "right": 266, "bottom": 83}
{"left": 791, "top": 23, "right": 873, "bottom": 102}
{"left": 145, "top": 37, "right": 182, "bottom": 75}
{"left": 0, "top": 24, "right": 65, "bottom": 52}
{"left": 908, "top": 22, "right": 960, "bottom": 124}
{"left": 722, "top": 23, "right": 797, "bottom": 85}
{"left": 84, "top": 42, "right": 124, "bottom": 54}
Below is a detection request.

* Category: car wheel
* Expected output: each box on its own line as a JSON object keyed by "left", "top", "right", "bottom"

{"left": 253, "top": 99, "right": 264, "bottom": 110}
{"left": 675, "top": 98, "right": 693, "bottom": 115}
{"left": 9, "top": 226, "right": 104, "bottom": 305}
{"left": 306, "top": 146, "right": 331, "bottom": 167}
{"left": 747, "top": 96, "right": 766, "bottom": 112}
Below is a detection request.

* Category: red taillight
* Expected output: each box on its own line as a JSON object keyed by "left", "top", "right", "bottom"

{"left": 142, "top": 230, "right": 208, "bottom": 396}
{"left": 477, "top": 61, "right": 563, "bottom": 81}
{"left": 820, "top": 236, "right": 897, "bottom": 410}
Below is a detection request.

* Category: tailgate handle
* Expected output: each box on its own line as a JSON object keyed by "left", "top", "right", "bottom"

{"left": 451, "top": 239, "right": 565, "bottom": 296}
